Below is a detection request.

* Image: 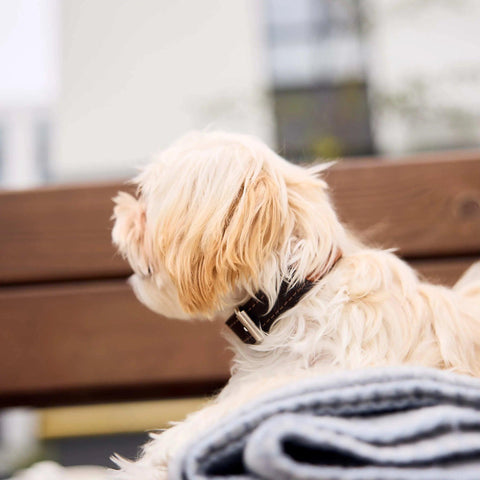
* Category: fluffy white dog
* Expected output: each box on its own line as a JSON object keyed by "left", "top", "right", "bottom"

{"left": 112, "top": 131, "right": 480, "bottom": 479}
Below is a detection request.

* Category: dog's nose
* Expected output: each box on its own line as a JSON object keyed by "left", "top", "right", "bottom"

{"left": 127, "top": 274, "right": 136, "bottom": 287}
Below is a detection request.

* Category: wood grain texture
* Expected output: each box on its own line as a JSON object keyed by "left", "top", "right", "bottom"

{"left": 0, "top": 257, "right": 476, "bottom": 407}
{"left": 0, "top": 280, "right": 230, "bottom": 406}
{"left": 1, "top": 151, "right": 479, "bottom": 284}
{"left": 325, "top": 151, "right": 480, "bottom": 257}
{"left": 0, "top": 182, "right": 131, "bottom": 284}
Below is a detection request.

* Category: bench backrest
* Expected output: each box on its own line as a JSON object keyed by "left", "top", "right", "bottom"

{"left": 1, "top": 150, "right": 479, "bottom": 407}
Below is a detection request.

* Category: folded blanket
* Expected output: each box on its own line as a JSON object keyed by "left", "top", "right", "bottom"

{"left": 169, "top": 367, "right": 480, "bottom": 480}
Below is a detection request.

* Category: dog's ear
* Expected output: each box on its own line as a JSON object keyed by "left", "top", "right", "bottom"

{"left": 162, "top": 169, "right": 287, "bottom": 316}
{"left": 112, "top": 192, "right": 148, "bottom": 270}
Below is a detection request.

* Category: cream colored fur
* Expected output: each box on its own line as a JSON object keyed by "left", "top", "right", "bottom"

{"left": 111, "top": 131, "right": 480, "bottom": 480}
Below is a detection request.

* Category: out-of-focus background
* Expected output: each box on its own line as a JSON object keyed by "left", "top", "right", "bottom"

{"left": 1, "top": 0, "right": 480, "bottom": 189}
{"left": 1, "top": 0, "right": 480, "bottom": 477}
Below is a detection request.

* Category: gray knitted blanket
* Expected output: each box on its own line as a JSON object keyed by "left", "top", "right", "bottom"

{"left": 169, "top": 367, "right": 480, "bottom": 480}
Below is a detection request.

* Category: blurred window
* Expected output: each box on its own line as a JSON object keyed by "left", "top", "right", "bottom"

{"left": 265, "top": 0, "right": 373, "bottom": 159}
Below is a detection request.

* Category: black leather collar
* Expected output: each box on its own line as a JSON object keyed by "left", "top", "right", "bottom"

{"left": 225, "top": 277, "right": 316, "bottom": 344}
{"left": 226, "top": 251, "right": 342, "bottom": 344}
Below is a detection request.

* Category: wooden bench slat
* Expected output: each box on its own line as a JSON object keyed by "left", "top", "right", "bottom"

{"left": 0, "top": 183, "right": 129, "bottom": 284}
{"left": 1, "top": 151, "right": 479, "bottom": 284}
{"left": 0, "top": 280, "right": 230, "bottom": 405}
{"left": 326, "top": 152, "right": 480, "bottom": 257}
{"left": 0, "top": 258, "right": 475, "bottom": 407}
{"left": 410, "top": 257, "right": 477, "bottom": 286}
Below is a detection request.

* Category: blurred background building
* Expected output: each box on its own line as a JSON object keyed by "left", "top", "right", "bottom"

{"left": 0, "top": 0, "right": 479, "bottom": 189}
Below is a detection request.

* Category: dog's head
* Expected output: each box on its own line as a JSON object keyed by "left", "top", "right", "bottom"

{"left": 112, "top": 131, "right": 344, "bottom": 320}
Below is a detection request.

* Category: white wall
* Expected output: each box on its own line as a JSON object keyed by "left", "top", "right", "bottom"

{"left": 366, "top": 0, "right": 480, "bottom": 155}
{"left": 0, "top": 0, "right": 58, "bottom": 188}
{"left": 0, "top": 0, "right": 58, "bottom": 108}
{"left": 53, "top": 0, "right": 274, "bottom": 182}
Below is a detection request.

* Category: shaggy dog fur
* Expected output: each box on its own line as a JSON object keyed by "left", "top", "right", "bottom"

{"left": 112, "top": 131, "right": 480, "bottom": 479}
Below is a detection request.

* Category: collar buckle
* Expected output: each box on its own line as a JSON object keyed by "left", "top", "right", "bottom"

{"left": 234, "top": 309, "right": 265, "bottom": 344}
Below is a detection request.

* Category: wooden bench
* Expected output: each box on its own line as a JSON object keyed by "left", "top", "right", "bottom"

{"left": 1, "top": 150, "right": 480, "bottom": 409}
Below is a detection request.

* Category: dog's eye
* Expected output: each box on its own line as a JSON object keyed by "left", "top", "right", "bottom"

{"left": 136, "top": 266, "right": 153, "bottom": 279}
